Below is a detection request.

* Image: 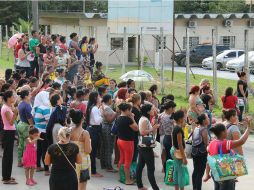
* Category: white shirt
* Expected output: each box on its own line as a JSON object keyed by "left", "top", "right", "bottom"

{"left": 89, "top": 106, "right": 103, "bottom": 126}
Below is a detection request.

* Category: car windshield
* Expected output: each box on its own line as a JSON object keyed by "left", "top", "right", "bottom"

{"left": 238, "top": 52, "right": 254, "bottom": 61}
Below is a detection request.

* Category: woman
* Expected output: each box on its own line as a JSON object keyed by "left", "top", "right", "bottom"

{"left": 1, "top": 90, "right": 18, "bottom": 184}
{"left": 149, "top": 84, "right": 160, "bottom": 109}
{"left": 69, "top": 33, "right": 81, "bottom": 60}
{"left": 191, "top": 114, "right": 209, "bottom": 190}
{"left": 86, "top": 92, "right": 103, "bottom": 177}
{"left": 66, "top": 48, "right": 80, "bottom": 82}
{"left": 223, "top": 109, "right": 243, "bottom": 155}
{"left": 129, "top": 93, "right": 142, "bottom": 162}
{"left": 117, "top": 102, "right": 138, "bottom": 185}
{"left": 46, "top": 94, "right": 67, "bottom": 146}
{"left": 158, "top": 101, "right": 176, "bottom": 171}
{"left": 79, "top": 36, "right": 89, "bottom": 58}
{"left": 100, "top": 94, "right": 117, "bottom": 172}
{"left": 59, "top": 36, "right": 68, "bottom": 53}
{"left": 92, "top": 62, "right": 109, "bottom": 87}
{"left": 74, "top": 65, "right": 86, "bottom": 87}
{"left": 205, "top": 120, "right": 252, "bottom": 190}
{"left": 236, "top": 71, "right": 248, "bottom": 122}
{"left": 16, "top": 42, "right": 32, "bottom": 78}
{"left": 70, "top": 109, "right": 92, "bottom": 190}
{"left": 33, "top": 89, "right": 53, "bottom": 175}
{"left": 54, "top": 48, "right": 69, "bottom": 70}
{"left": 136, "top": 104, "right": 160, "bottom": 190}
{"left": 87, "top": 37, "right": 98, "bottom": 70}
{"left": 221, "top": 87, "right": 238, "bottom": 111}
{"left": 188, "top": 85, "right": 204, "bottom": 124}
{"left": 171, "top": 110, "right": 188, "bottom": 190}
{"left": 108, "top": 79, "right": 118, "bottom": 98}
{"left": 16, "top": 90, "right": 34, "bottom": 167}
{"left": 45, "top": 127, "right": 82, "bottom": 190}
{"left": 70, "top": 90, "right": 87, "bottom": 116}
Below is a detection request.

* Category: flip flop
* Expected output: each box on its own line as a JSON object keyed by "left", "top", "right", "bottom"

{"left": 3, "top": 180, "right": 18, "bottom": 184}
{"left": 125, "top": 181, "right": 136, "bottom": 185}
{"left": 106, "top": 169, "right": 118, "bottom": 173}
{"left": 2, "top": 177, "right": 15, "bottom": 181}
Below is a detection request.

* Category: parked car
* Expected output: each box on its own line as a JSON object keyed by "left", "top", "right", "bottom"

{"left": 174, "top": 44, "right": 230, "bottom": 67}
{"left": 202, "top": 50, "right": 244, "bottom": 70}
{"left": 226, "top": 51, "right": 254, "bottom": 72}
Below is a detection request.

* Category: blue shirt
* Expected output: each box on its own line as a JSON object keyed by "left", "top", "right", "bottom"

{"left": 18, "top": 101, "right": 32, "bottom": 123}
{"left": 34, "top": 106, "right": 51, "bottom": 133}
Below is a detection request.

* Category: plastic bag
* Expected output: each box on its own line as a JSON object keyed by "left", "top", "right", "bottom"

{"left": 119, "top": 162, "right": 137, "bottom": 183}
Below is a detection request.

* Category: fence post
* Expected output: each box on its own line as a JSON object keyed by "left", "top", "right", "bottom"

{"left": 186, "top": 28, "right": 190, "bottom": 97}
{"left": 20, "top": 25, "right": 22, "bottom": 33}
{"left": 0, "top": 25, "right": 2, "bottom": 57}
{"left": 122, "top": 27, "right": 126, "bottom": 74}
{"left": 105, "top": 27, "right": 110, "bottom": 74}
{"left": 212, "top": 28, "right": 218, "bottom": 104}
{"left": 140, "top": 27, "right": 144, "bottom": 90}
{"left": 5, "top": 25, "right": 8, "bottom": 41}
{"left": 160, "top": 27, "right": 165, "bottom": 94}
{"left": 244, "top": 29, "right": 250, "bottom": 85}
{"left": 45, "top": 25, "right": 48, "bottom": 36}
{"left": 12, "top": 26, "right": 15, "bottom": 36}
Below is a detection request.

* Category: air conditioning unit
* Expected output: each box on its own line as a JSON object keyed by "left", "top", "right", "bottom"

{"left": 224, "top": 20, "right": 233, "bottom": 27}
{"left": 248, "top": 19, "right": 254, "bottom": 28}
{"left": 188, "top": 20, "right": 197, "bottom": 28}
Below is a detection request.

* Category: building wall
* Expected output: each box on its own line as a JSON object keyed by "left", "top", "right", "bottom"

{"left": 175, "top": 18, "right": 254, "bottom": 51}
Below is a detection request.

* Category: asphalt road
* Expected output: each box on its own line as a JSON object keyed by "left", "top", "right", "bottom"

{"left": 1, "top": 136, "right": 254, "bottom": 190}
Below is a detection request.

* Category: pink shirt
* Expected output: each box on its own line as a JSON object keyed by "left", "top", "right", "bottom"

{"left": 208, "top": 139, "right": 232, "bottom": 156}
{"left": 1, "top": 104, "right": 15, "bottom": 130}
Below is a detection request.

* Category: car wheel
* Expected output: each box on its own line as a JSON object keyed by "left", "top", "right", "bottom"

{"left": 217, "top": 62, "right": 223, "bottom": 70}
{"left": 180, "top": 58, "right": 186, "bottom": 67}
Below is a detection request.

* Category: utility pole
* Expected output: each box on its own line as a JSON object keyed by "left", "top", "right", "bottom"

{"left": 212, "top": 28, "right": 218, "bottom": 104}
{"left": 172, "top": 3, "right": 175, "bottom": 81}
{"left": 244, "top": 30, "right": 250, "bottom": 84}
{"left": 32, "top": 0, "right": 39, "bottom": 31}
{"left": 105, "top": 27, "right": 110, "bottom": 74}
{"left": 140, "top": 27, "right": 144, "bottom": 90}
{"left": 122, "top": 27, "right": 127, "bottom": 74}
{"left": 160, "top": 27, "right": 165, "bottom": 94}
{"left": 186, "top": 28, "right": 190, "bottom": 97}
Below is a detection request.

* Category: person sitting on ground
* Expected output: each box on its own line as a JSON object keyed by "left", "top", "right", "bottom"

{"left": 54, "top": 69, "right": 66, "bottom": 87}
{"left": 92, "top": 62, "right": 109, "bottom": 87}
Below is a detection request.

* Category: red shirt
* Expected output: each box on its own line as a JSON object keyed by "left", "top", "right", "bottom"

{"left": 221, "top": 95, "right": 238, "bottom": 109}
{"left": 208, "top": 139, "right": 232, "bottom": 156}
{"left": 70, "top": 102, "right": 87, "bottom": 116}
{"left": 15, "top": 43, "right": 22, "bottom": 58}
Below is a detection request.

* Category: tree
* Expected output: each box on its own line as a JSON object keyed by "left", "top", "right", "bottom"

{"left": 13, "top": 18, "right": 32, "bottom": 33}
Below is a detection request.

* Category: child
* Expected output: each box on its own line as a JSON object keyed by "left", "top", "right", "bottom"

{"left": 54, "top": 68, "right": 66, "bottom": 86}
{"left": 43, "top": 46, "right": 55, "bottom": 70}
{"left": 92, "top": 61, "right": 109, "bottom": 87}
{"left": 171, "top": 110, "right": 188, "bottom": 190}
{"left": 23, "top": 127, "right": 43, "bottom": 186}
{"left": 84, "top": 66, "right": 92, "bottom": 85}
{"left": 47, "top": 65, "right": 56, "bottom": 81}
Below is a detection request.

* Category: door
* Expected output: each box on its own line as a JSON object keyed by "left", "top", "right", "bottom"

{"left": 128, "top": 37, "right": 136, "bottom": 62}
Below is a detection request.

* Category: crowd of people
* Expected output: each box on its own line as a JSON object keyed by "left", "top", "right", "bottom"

{"left": 0, "top": 30, "right": 253, "bottom": 190}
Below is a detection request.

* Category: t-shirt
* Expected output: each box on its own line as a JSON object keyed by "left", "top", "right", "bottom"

{"left": 54, "top": 77, "right": 66, "bottom": 86}
{"left": 18, "top": 101, "right": 32, "bottom": 123}
{"left": 34, "top": 105, "right": 51, "bottom": 133}
{"left": 132, "top": 106, "right": 141, "bottom": 124}
{"left": 172, "top": 125, "right": 185, "bottom": 149}
{"left": 221, "top": 95, "right": 238, "bottom": 109}
{"left": 89, "top": 106, "right": 103, "bottom": 126}
{"left": 15, "top": 43, "right": 22, "bottom": 58}
{"left": 200, "top": 94, "right": 211, "bottom": 110}
{"left": 237, "top": 80, "right": 248, "bottom": 98}
{"left": 101, "top": 105, "right": 115, "bottom": 124}
{"left": 159, "top": 112, "right": 174, "bottom": 136}
{"left": 70, "top": 102, "right": 87, "bottom": 116}
{"left": 38, "top": 43, "right": 47, "bottom": 61}
{"left": 117, "top": 116, "right": 134, "bottom": 141}
{"left": 29, "top": 38, "right": 40, "bottom": 57}
{"left": 48, "top": 143, "right": 79, "bottom": 174}
{"left": 208, "top": 139, "right": 232, "bottom": 156}
{"left": 226, "top": 124, "right": 241, "bottom": 154}
{"left": 1, "top": 104, "right": 15, "bottom": 130}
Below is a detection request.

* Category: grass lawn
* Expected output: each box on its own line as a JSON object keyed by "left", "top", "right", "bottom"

{"left": 0, "top": 45, "right": 253, "bottom": 117}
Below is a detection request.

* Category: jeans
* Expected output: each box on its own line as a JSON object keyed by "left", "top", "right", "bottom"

{"left": 163, "top": 135, "right": 173, "bottom": 171}
{"left": 206, "top": 110, "right": 212, "bottom": 139}
{"left": 238, "top": 106, "right": 244, "bottom": 122}
{"left": 136, "top": 147, "right": 159, "bottom": 190}
{"left": 30, "top": 57, "right": 39, "bottom": 78}
{"left": 37, "top": 132, "right": 49, "bottom": 171}
{"left": 87, "top": 125, "right": 101, "bottom": 174}
{"left": 2, "top": 130, "right": 15, "bottom": 181}
{"left": 192, "top": 154, "right": 207, "bottom": 190}
{"left": 213, "top": 177, "right": 235, "bottom": 190}
{"left": 132, "top": 134, "right": 139, "bottom": 162}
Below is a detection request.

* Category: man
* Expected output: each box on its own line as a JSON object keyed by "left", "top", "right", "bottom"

{"left": 29, "top": 30, "right": 40, "bottom": 78}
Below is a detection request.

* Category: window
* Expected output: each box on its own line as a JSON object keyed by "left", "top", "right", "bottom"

{"left": 183, "top": 37, "right": 199, "bottom": 49}
{"left": 156, "top": 36, "right": 166, "bottom": 52}
{"left": 111, "top": 38, "right": 123, "bottom": 50}
{"left": 238, "top": 51, "right": 244, "bottom": 57}
{"left": 220, "top": 36, "right": 235, "bottom": 48}
{"left": 226, "top": 52, "right": 236, "bottom": 58}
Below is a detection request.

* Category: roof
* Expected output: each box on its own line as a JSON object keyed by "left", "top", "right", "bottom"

{"left": 39, "top": 11, "right": 108, "bottom": 19}
{"left": 175, "top": 13, "right": 254, "bottom": 20}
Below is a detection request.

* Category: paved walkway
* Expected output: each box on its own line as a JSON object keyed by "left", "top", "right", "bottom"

{"left": 1, "top": 137, "right": 254, "bottom": 190}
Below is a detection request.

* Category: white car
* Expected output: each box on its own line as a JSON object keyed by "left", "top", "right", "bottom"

{"left": 226, "top": 51, "right": 254, "bottom": 72}
{"left": 202, "top": 50, "right": 244, "bottom": 70}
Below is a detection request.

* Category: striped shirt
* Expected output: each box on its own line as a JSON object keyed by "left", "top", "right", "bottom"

{"left": 34, "top": 105, "right": 51, "bottom": 133}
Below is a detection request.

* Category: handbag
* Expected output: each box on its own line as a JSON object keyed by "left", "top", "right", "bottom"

{"left": 139, "top": 117, "right": 156, "bottom": 148}
{"left": 207, "top": 143, "right": 248, "bottom": 182}
{"left": 111, "top": 119, "right": 118, "bottom": 135}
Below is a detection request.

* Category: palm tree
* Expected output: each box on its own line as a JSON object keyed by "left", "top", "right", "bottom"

{"left": 13, "top": 18, "right": 32, "bottom": 33}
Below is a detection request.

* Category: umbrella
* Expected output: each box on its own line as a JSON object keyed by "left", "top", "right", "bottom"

{"left": 120, "top": 70, "right": 154, "bottom": 82}
{"left": 8, "top": 33, "right": 24, "bottom": 48}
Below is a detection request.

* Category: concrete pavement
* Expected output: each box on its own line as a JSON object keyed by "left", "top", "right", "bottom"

{"left": 1, "top": 137, "right": 254, "bottom": 190}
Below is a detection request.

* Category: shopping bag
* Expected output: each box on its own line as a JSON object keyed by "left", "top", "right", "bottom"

{"left": 164, "top": 159, "right": 190, "bottom": 186}
{"left": 207, "top": 143, "right": 248, "bottom": 182}
{"left": 119, "top": 162, "right": 137, "bottom": 183}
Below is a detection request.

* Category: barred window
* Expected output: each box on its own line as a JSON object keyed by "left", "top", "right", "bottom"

{"left": 111, "top": 38, "right": 123, "bottom": 50}
{"left": 220, "top": 36, "right": 235, "bottom": 48}
{"left": 183, "top": 37, "right": 199, "bottom": 49}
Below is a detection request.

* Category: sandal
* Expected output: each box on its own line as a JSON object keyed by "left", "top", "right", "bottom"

{"left": 91, "top": 173, "right": 103, "bottom": 177}
{"left": 2, "top": 177, "right": 15, "bottom": 181}
{"left": 3, "top": 180, "right": 18, "bottom": 184}
{"left": 106, "top": 168, "right": 118, "bottom": 173}
{"left": 125, "top": 181, "right": 136, "bottom": 185}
